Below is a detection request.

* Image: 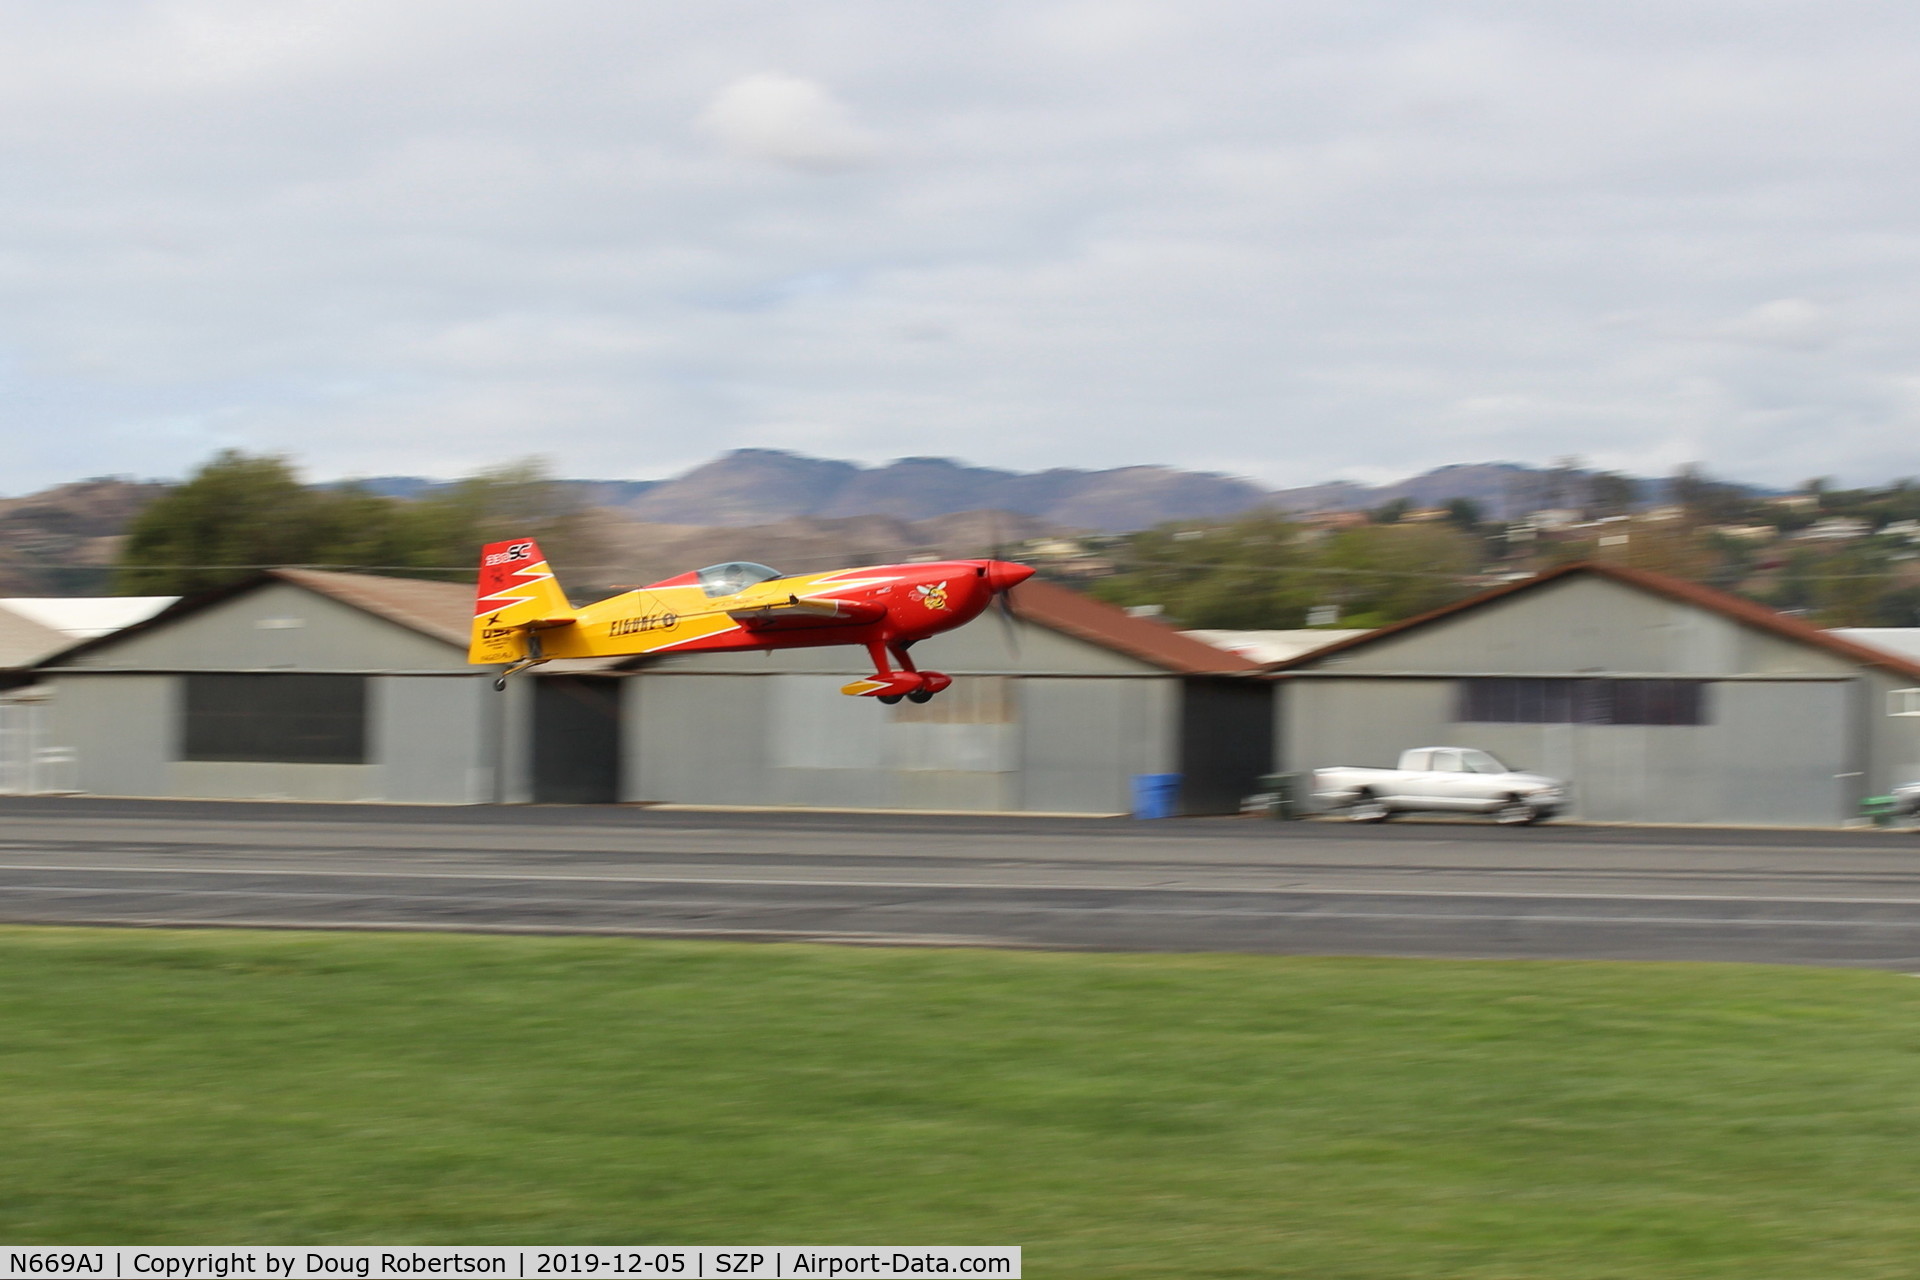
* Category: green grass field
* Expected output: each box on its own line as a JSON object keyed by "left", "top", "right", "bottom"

{"left": 4, "top": 928, "right": 1920, "bottom": 1277}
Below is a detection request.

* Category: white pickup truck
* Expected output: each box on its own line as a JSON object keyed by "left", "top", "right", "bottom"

{"left": 1313, "top": 747, "right": 1568, "bottom": 825}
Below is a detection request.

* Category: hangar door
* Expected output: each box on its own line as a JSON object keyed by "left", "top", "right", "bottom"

{"left": 1455, "top": 677, "right": 1856, "bottom": 825}
{"left": 532, "top": 676, "right": 622, "bottom": 804}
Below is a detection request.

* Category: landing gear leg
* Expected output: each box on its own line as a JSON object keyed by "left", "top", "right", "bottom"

{"left": 842, "top": 642, "right": 947, "bottom": 702}
{"left": 890, "top": 642, "right": 950, "bottom": 702}
{"left": 860, "top": 641, "right": 916, "bottom": 704}
{"left": 492, "top": 631, "right": 548, "bottom": 691}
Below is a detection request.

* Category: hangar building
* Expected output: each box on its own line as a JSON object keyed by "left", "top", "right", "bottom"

{"left": 1270, "top": 561, "right": 1920, "bottom": 826}
{"left": 28, "top": 568, "right": 1265, "bottom": 814}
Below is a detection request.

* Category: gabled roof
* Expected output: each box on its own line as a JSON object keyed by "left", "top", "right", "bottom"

{"left": 1, "top": 596, "right": 176, "bottom": 641}
{"left": 34, "top": 568, "right": 1256, "bottom": 677}
{"left": 0, "top": 604, "right": 69, "bottom": 669}
{"left": 1183, "top": 628, "right": 1370, "bottom": 665}
{"left": 1835, "top": 628, "right": 1920, "bottom": 664}
{"left": 1009, "top": 579, "right": 1262, "bottom": 674}
{"left": 271, "top": 568, "right": 473, "bottom": 647}
{"left": 1265, "top": 560, "right": 1920, "bottom": 683}
{"left": 34, "top": 569, "right": 479, "bottom": 668}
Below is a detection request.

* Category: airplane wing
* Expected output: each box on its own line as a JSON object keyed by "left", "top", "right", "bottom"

{"left": 727, "top": 594, "right": 886, "bottom": 630}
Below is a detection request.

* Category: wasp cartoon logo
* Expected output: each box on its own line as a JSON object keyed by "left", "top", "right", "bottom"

{"left": 914, "top": 581, "right": 950, "bottom": 610}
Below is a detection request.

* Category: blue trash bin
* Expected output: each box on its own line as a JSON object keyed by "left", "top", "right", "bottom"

{"left": 1130, "top": 773, "right": 1181, "bottom": 819}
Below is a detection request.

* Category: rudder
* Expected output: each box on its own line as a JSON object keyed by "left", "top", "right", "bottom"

{"left": 470, "top": 538, "right": 576, "bottom": 665}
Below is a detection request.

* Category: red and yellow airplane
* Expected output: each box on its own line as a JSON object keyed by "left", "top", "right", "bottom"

{"left": 468, "top": 538, "right": 1035, "bottom": 702}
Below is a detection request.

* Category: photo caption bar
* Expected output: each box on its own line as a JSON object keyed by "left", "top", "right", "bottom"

{"left": 0, "top": 1249, "right": 1019, "bottom": 1280}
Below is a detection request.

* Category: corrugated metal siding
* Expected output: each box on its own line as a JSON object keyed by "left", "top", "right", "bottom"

{"left": 628, "top": 675, "right": 771, "bottom": 805}
{"left": 620, "top": 612, "right": 1184, "bottom": 813}
{"left": 1866, "top": 671, "right": 1920, "bottom": 796}
{"left": 1708, "top": 682, "right": 1853, "bottom": 824}
{"left": 46, "top": 674, "right": 174, "bottom": 797}
{"left": 1481, "top": 683, "right": 1849, "bottom": 825}
{"left": 169, "top": 760, "right": 378, "bottom": 801}
{"left": 623, "top": 670, "right": 1177, "bottom": 814}
{"left": 1286, "top": 674, "right": 1857, "bottom": 825}
{"left": 770, "top": 676, "right": 1016, "bottom": 772}
{"left": 1320, "top": 576, "right": 1857, "bottom": 677}
{"left": 45, "top": 670, "right": 503, "bottom": 803}
{"left": 1282, "top": 678, "right": 1453, "bottom": 782}
{"left": 379, "top": 677, "right": 496, "bottom": 803}
{"left": 628, "top": 673, "right": 1022, "bottom": 811}
{"left": 1020, "top": 677, "right": 1177, "bottom": 814}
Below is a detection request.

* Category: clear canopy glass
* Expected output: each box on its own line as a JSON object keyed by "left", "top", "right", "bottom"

{"left": 695, "top": 562, "right": 783, "bottom": 598}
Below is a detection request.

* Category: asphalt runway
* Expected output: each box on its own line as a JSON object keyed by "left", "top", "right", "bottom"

{"left": 3, "top": 796, "right": 1920, "bottom": 966}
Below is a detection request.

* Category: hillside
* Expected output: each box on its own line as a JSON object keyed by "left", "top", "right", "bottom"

{"left": 0, "top": 479, "right": 168, "bottom": 593}
{"left": 605, "top": 451, "right": 1674, "bottom": 529}
{"left": 0, "top": 454, "right": 1738, "bottom": 596}
{"left": 565, "top": 508, "right": 1061, "bottom": 597}
{"left": 610, "top": 450, "right": 1276, "bottom": 532}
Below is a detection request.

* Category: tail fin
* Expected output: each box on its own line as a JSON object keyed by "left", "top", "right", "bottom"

{"left": 469, "top": 538, "right": 577, "bottom": 665}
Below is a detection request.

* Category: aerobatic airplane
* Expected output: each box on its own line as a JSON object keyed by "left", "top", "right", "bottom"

{"left": 468, "top": 538, "right": 1035, "bottom": 702}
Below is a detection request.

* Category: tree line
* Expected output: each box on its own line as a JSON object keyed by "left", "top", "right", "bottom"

{"left": 115, "top": 451, "right": 592, "bottom": 594}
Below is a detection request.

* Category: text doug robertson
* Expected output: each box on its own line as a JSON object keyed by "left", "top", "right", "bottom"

{"left": 129, "top": 1257, "right": 506, "bottom": 1278}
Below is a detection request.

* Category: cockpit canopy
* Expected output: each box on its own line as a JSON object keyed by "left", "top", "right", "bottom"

{"left": 695, "top": 562, "right": 782, "bottom": 598}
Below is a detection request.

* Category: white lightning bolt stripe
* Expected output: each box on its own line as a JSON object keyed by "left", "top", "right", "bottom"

{"left": 476, "top": 560, "right": 557, "bottom": 616}
{"left": 634, "top": 622, "right": 746, "bottom": 653}
{"left": 800, "top": 573, "right": 903, "bottom": 597}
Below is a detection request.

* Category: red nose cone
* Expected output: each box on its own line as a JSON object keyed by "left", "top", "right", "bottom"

{"left": 984, "top": 561, "right": 1035, "bottom": 593}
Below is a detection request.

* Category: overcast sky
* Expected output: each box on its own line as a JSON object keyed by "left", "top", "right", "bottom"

{"left": 5, "top": 0, "right": 1919, "bottom": 495}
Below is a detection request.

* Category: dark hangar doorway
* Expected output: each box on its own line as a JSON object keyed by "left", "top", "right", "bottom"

{"left": 531, "top": 676, "right": 623, "bottom": 804}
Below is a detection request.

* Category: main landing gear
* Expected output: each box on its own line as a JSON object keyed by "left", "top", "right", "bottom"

{"left": 840, "top": 641, "right": 952, "bottom": 703}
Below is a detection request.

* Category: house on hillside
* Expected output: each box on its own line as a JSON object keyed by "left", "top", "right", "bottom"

{"left": 28, "top": 570, "right": 1266, "bottom": 815}
{"left": 1268, "top": 561, "right": 1920, "bottom": 826}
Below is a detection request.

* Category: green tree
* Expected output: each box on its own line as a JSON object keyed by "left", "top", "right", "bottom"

{"left": 1317, "top": 523, "right": 1478, "bottom": 627}
{"left": 1669, "top": 464, "right": 1754, "bottom": 524}
{"left": 115, "top": 452, "right": 369, "bottom": 593}
{"left": 1089, "top": 513, "right": 1321, "bottom": 628}
{"left": 1090, "top": 513, "right": 1483, "bottom": 630}
{"left": 115, "top": 452, "right": 595, "bottom": 595}
{"left": 1443, "top": 497, "right": 1482, "bottom": 531}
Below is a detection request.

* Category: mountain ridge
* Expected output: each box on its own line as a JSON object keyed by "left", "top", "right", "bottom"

{"left": 357, "top": 450, "right": 1662, "bottom": 531}
{"left": 571, "top": 450, "right": 1663, "bottom": 531}
{"left": 0, "top": 453, "right": 1747, "bottom": 595}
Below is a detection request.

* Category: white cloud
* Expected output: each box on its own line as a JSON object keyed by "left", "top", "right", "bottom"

{"left": 698, "top": 73, "right": 880, "bottom": 171}
{"left": 1714, "top": 298, "right": 1837, "bottom": 350}
{"left": 2, "top": 1, "right": 1920, "bottom": 494}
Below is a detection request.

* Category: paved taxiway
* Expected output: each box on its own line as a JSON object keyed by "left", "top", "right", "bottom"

{"left": 3, "top": 797, "right": 1919, "bottom": 966}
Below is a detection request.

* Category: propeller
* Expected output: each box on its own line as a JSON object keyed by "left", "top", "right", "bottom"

{"left": 995, "top": 581, "right": 1021, "bottom": 658}
{"left": 992, "top": 510, "right": 1019, "bottom": 657}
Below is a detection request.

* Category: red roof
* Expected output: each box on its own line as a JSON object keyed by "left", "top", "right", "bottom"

{"left": 1010, "top": 579, "right": 1261, "bottom": 674}
{"left": 1265, "top": 560, "right": 1920, "bottom": 682}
